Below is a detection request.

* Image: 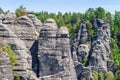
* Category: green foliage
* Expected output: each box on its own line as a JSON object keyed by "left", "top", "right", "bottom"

{"left": 98, "top": 72, "right": 104, "bottom": 80}
{"left": 13, "top": 74, "right": 21, "bottom": 80}
{"left": 3, "top": 44, "right": 17, "bottom": 68}
{"left": 15, "top": 5, "right": 27, "bottom": 17}
{"left": 106, "top": 71, "right": 115, "bottom": 80}
{"left": 110, "top": 38, "right": 120, "bottom": 67}
{"left": 35, "top": 12, "right": 81, "bottom": 41}
{"left": 81, "top": 38, "right": 87, "bottom": 44}
{"left": 92, "top": 72, "right": 105, "bottom": 80}
{"left": 92, "top": 72, "right": 98, "bottom": 80}
{"left": 83, "top": 56, "right": 88, "bottom": 66}
{"left": 115, "top": 69, "right": 120, "bottom": 80}
{"left": 95, "top": 7, "right": 106, "bottom": 19}
{"left": 86, "top": 21, "right": 96, "bottom": 38}
{"left": 82, "top": 78, "right": 87, "bottom": 80}
{"left": 84, "top": 8, "right": 96, "bottom": 20}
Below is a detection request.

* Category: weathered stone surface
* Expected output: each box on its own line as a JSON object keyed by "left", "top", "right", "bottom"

{"left": 75, "top": 21, "right": 88, "bottom": 44}
{"left": 74, "top": 19, "right": 114, "bottom": 79}
{"left": 89, "top": 40, "right": 108, "bottom": 72}
{"left": 0, "top": 50, "right": 13, "bottom": 80}
{"left": 9, "top": 17, "right": 36, "bottom": 49}
{"left": 0, "top": 22, "right": 39, "bottom": 80}
{"left": 71, "top": 45, "right": 78, "bottom": 65}
{"left": 89, "top": 19, "right": 111, "bottom": 72}
{"left": 0, "top": 23, "right": 17, "bottom": 37}
{"left": 17, "top": 16, "right": 34, "bottom": 27}
{"left": 2, "top": 38, "right": 38, "bottom": 80}
{"left": 0, "top": 13, "right": 5, "bottom": 23}
{"left": 38, "top": 19, "right": 77, "bottom": 80}
{"left": 0, "top": 12, "right": 115, "bottom": 80}
{"left": 3, "top": 12, "right": 16, "bottom": 24}
{"left": 44, "top": 18, "right": 58, "bottom": 29}
{"left": 77, "top": 44, "right": 90, "bottom": 63}
{"left": 27, "top": 12, "right": 43, "bottom": 32}
{"left": 75, "top": 63, "right": 92, "bottom": 80}
{"left": 107, "top": 60, "right": 115, "bottom": 72}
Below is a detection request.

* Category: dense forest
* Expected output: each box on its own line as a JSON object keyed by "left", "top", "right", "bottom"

{"left": 1, "top": 6, "right": 120, "bottom": 80}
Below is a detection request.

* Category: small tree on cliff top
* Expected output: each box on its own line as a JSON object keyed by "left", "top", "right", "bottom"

{"left": 15, "top": 5, "right": 27, "bottom": 17}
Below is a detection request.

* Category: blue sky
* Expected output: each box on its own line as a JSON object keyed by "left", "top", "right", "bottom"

{"left": 0, "top": 0, "right": 120, "bottom": 14}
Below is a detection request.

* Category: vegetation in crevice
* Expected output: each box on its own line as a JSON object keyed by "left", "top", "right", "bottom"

{"left": 92, "top": 71, "right": 115, "bottom": 80}
{"left": 0, "top": 44, "right": 17, "bottom": 68}
{"left": 13, "top": 74, "right": 21, "bottom": 80}
{"left": 81, "top": 78, "right": 87, "bottom": 80}
{"left": 83, "top": 56, "right": 88, "bottom": 66}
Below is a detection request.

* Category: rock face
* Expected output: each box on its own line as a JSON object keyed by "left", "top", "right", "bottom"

{"left": 89, "top": 19, "right": 111, "bottom": 72}
{"left": 0, "top": 12, "right": 41, "bottom": 80}
{"left": 73, "top": 19, "right": 113, "bottom": 80}
{"left": 0, "top": 12, "right": 115, "bottom": 80}
{"left": 0, "top": 23, "right": 38, "bottom": 80}
{"left": 0, "top": 50, "right": 13, "bottom": 80}
{"left": 27, "top": 12, "right": 42, "bottom": 32}
{"left": 38, "top": 19, "right": 77, "bottom": 80}
{"left": 75, "top": 21, "right": 88, "bottom": 44}
{"left": 9, "top": 12, "right": 42, "bottom": 49}
{"left": 77, "top": 44, "right": 90, "bottom": 63}
{"left": 3, "top": 12, "right": 16, "bottom": 24}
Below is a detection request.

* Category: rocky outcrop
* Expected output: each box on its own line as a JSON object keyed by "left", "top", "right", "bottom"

{"left": 73, "top": 19, "right": 114, "bottom": 79}
{"left": 3, "top": 12, "right": 16, "bottom": 24}
{"left": 0, "top": 13, "right": 39, "bottom": 79}
{"left": 89, "top": 19, "right": 111, "bottom": 73}
{"left": 2, "top": 36, "right": 37, "bottom": 80}
{"left": 0, "top": 12, "right": 115, "bottom": 80}
{"left": 8, "top": 12, "right": 42, "bottom": 49}
{"left": 75, "top": 21, "right": 88, "bottom": 44}
{"left": 77, "top": 44, "right": 90, "bottom": 63}
{"left": 0, "top": 50, "right": 13, "bottom": 80}
{"left": 38, "top": 19, "right": 77, "bottom": 80}
{"left": 27, "top": 12, "right": 42, "bottom": 32}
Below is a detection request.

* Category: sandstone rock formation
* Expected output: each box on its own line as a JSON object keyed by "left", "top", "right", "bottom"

{"left": 27, "top": 12, "right": 42, "bottom": 32}
{"left": 73, "top": 19, "right": 114, "bottom": 80}
{"left": 38, "top": 19, "right": 77, "bottom": 80}
{"left": 89, "top": 19, "right": 111, "bottom": 73}
{"left": 0, "top": 50, "right": 13, "bottom": 80}
{"left": 0, "top": 12, "right": 41, "bottom": 80}
{"left": 0, "top": 11, "right": 115, "bottom": 80}
{"left": 3, "top": 12, "right": 16, "bottom": 24}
